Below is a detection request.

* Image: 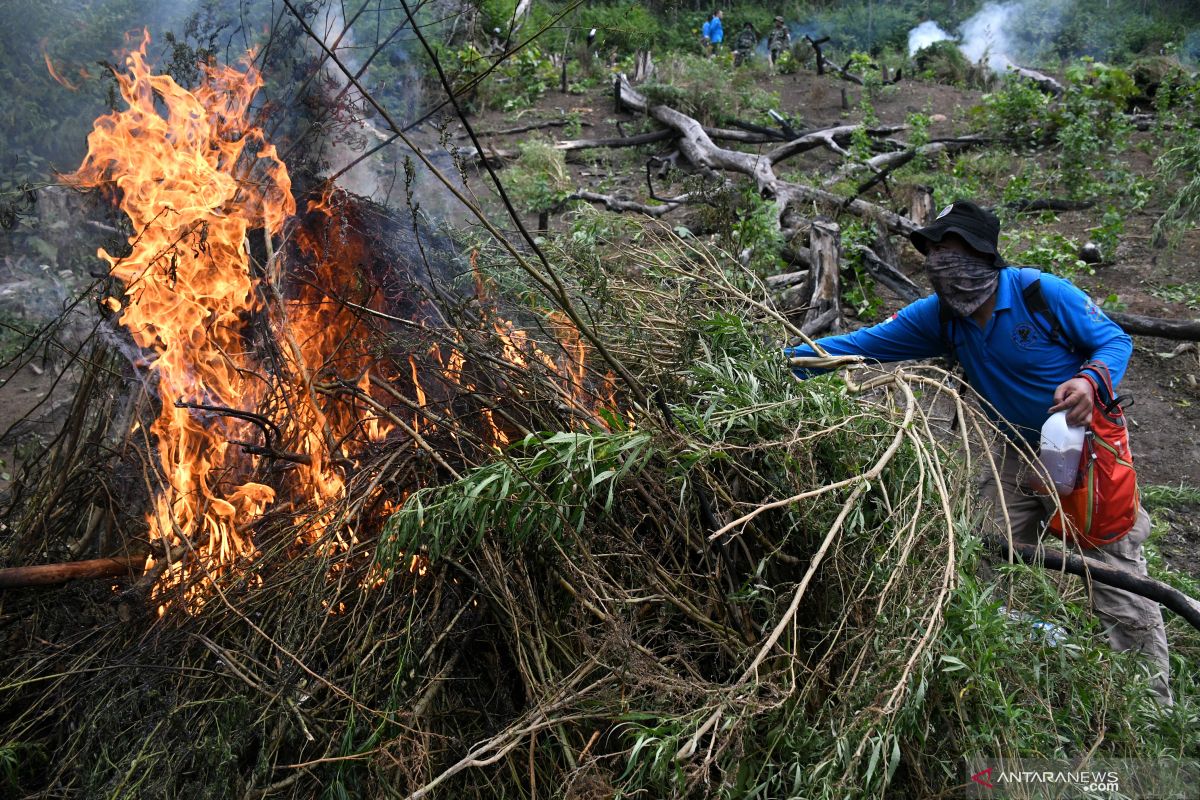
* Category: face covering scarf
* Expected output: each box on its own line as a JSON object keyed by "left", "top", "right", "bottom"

{"left": 924, "top": 249, "right": 999, "bottom": 317}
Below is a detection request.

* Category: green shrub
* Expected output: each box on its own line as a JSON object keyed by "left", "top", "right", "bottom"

{"left": 976, "top": 76, "right": 1054, "bottom": 144}
{"left": 913, "top": 40, "right": 973, "bottom": 85}
{"left": 641, "top": 53, "right": 779, "bottom": 126}
{"left": 442, "top": 42, "right": 558, "bottom": 112}
{"left": 501, "top": 138, "right": 572, "bottom": 215}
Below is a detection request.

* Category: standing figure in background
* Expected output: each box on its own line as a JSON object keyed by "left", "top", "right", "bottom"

{"left": 733, "top": 21, "right": 760, "bottom": 67}
{"left": 707, "top": 10, "right": 724, "bottom": 54}
{"left": 768, "top": 16, "right": 791, "bottom": 71}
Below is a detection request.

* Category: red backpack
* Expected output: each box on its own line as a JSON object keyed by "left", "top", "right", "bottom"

{"left": 1047, "top": 360, "right": 1139, "bottom": 549}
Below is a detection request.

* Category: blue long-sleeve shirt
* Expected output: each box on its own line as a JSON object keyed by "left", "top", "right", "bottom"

{"left": 784, "top": 268, "right": 1132, "bottom": 444}
{"left": 709, "top": 17, "right": 724, "bottom": 43}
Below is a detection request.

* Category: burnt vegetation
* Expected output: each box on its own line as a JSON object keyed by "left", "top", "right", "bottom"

{"left": 3, "top": 1, "right": 1200, "bottom": 799}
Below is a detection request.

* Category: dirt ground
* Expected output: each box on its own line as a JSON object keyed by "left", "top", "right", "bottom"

{"left": 457, "top": 63, "right": 1200, "bottom": 575}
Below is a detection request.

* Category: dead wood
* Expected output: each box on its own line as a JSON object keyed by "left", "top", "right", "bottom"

{"left": 847, "top": 135, "right": 991, "bottom": 194}
{"left": 909, "top": 185, "right": 936, "bottom": 227}
{"left": 0, "top": 555, "right": 143, "bottom": 589}
{"left": 854, "top": 245, "right": 924, "bottom": 303}
{"left": 613, "top": 74, "right": 920, "bottom": 237}
{"left": 802, "top": 219, "right": 842, "bottom": 336}
{"left": 729, "top": 119, "right": 789, "bottom": 142}
{"left": 767, "top": 124, "right": 908, "bottom": 166}
{"left": 992, "top": 537, "right": 1200, "bottom": 631}
{"left": 567, "top": 190, "right": 687, "bottom": 217}
{"left": 765, "top": 270, "right": 809, "bottom": 290}
{"left": 1005, "top": 198, "right": 1096, "bottom": 213}
{"left": 1106, "top": 310, "right": 1200, "bottom": 341}
{"left": 459, "top": 118, "right": 594, "bottom": 139}
{"left": 803, "top": 35, "right": 831, "bottom": 75}
{"left": 1004, "top": 63, "right": 1065, "bottom": 96}
{"left": 555, "top": 129, "right": 673, "bottom": 150}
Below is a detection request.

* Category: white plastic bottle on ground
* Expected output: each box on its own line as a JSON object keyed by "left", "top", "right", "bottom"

{"left": 1039, "top": 410, "right": 1087, "bottom": 494}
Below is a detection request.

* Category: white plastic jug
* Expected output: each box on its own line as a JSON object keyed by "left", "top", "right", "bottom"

{"left": 1039, "top": 411, "right": 1086, "bottom": 494}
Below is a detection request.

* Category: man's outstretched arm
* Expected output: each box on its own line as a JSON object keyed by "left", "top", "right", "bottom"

{"left": 785, "top": 296, "right": 947, "bottom": 379}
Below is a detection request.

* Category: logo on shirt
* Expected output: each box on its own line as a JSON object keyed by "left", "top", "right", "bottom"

{"left": 1012, "top": 322, "right": 1040, "bottom": 349}
{"left": 1085, "top": 298, "right": 1103, "bottom": 322}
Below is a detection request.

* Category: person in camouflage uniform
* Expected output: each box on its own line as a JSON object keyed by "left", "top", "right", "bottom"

{"left": 767, "top": 16, "right": 791, "bottom": 70}
{"left": 733, "top": 22, "right": 760, "bottom": 66}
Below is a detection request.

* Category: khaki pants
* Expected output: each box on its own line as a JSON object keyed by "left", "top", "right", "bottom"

{"left": 980, "top": 445, "right": 1173, "bottom": 705}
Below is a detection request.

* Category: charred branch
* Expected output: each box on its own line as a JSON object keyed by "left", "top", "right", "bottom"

{"left": 847, "top": 135, "right": 991, "bottom": 195}
{"left": 0, "top": 555, "right": 143, "bottom": 590}
{"left": 804, "top": 35, "right": 831, "bottom": 76}
{"left": 992, "top": 537, "right": 1200, "bottom": 631}
{"left": 458, "top": 118, "right": 594, "bottom": 139}
{"left": 854, "top": 245, "right": 924, "bottom": 303}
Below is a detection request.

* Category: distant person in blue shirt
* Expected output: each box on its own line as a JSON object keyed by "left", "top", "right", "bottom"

{"left": 785, "top": 200, "right": 1172, "bottom": 705}
{"left": 706, "top": 10, "right": 724, "bottom": 52}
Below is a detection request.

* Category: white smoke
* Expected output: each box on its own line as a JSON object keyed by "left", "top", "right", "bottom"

{"left": 959, "top": 1, "right": 1021, "bottom": 71}
{"left": 912, "top": 0, "right": 1072, "bottom": 74}
{"left": 908, "top": 21, "right": 952, "bottom": 57}
{"left": 309, "top": 4, "right": 391, "bottom": 202}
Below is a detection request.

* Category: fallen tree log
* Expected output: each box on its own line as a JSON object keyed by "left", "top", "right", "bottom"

{"left": 1005, "top": 198, "right": 1095, "bottom": 213}
{"left": 614, "top": 74, "right": 921, "bottom": 237}
{"left": 566, "top": 190, "right": 687, "bottom": 217}
{"left": 0, "top": 555, "right": 143, "bottom": 590}
{"left": 1003, "top": 62, "right": 1065, "bottom": 96}
{"left": 854, "top": 245, "right": 923, "bottom": 303}
{"left": 767, "top": 123, "right": 908, "bottom": 165}
{"left": 765, "top": 269, "right": 809, "bottom": 290}
{"left": 990, "top": 537, "right": 1200, "bottom": 632}
{"left": 1106, "top": 310, "right": 1200, "bottom": 341}
{"left": 458, "top": 117, "right": 594, "bottom": 138}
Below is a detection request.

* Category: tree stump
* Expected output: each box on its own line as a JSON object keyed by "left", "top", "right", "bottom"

{"left": 910, "top": 185, "right": 935, "bottom": 228}
{"left": 633, "top": 50, "right": 655, "bottom": 83}
{"left": 802, "top": 218, "right": 842, "bottom": 336}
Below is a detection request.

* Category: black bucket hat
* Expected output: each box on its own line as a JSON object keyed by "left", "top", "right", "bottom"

{"left": 909, "top": 199, "right": 1005, "bottom": 267}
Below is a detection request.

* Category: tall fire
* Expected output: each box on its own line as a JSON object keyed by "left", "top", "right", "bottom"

{"left": 67, "top": 32, "right": 611, "bottom": 611}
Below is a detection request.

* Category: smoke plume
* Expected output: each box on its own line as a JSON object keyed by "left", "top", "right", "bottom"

{"left": 908, "top": 21, "right": 953, "bottom": 57}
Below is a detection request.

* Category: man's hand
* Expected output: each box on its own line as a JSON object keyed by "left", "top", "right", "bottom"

{"left": 1049, "top": 377, "right": 1094, "bottom": 427}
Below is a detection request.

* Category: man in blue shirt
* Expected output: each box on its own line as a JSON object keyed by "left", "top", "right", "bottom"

{"left": 707, "top": 10, "right": 724, "bottom": 51}
{"left": 785, "top": 200, "right": 1171, "bottom": 704}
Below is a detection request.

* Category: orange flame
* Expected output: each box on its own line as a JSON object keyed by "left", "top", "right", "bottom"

{"left": 69, "top": 31, "right": 294, "bottom": 605}
{"left": 67, "top": 33, "right": 624, "bottom": 609}
{"left": 41, "top": 42, "right": 79, "bottom": 91}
